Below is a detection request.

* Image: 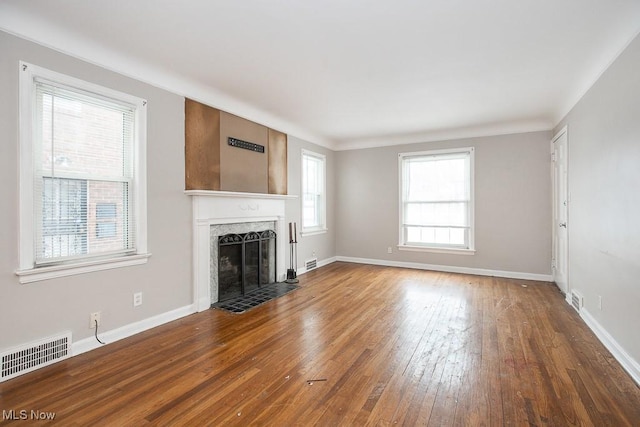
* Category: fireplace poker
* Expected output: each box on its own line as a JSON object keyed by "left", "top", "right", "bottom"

{"left": 286, "top": 221, "right": 299, "bottom": 283}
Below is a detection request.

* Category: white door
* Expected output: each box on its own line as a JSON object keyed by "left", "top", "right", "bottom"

{"left": 552, "top": 128, "right": 568, "bottom": 294}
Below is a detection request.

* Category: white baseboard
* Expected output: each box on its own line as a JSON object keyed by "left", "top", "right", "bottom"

{"left": 297, "top": 256, "right": 337, "bottom": 275}
{"left": 335, "top": 256, "right": 553, "bottom": 281}
{"left": 196, "top": 296, "right": 211, "bottom": 312}
{"left": 72, "top": 304, "right": 195, "bottom": 356}
{"left": 579, "top": 308, "right": 640, "bottom": 386}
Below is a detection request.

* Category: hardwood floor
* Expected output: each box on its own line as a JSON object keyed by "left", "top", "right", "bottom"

{"left": 1, "top": 262, "right": 639, "bottom": 425}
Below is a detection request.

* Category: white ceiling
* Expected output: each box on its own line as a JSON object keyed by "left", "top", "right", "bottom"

{"left": 1, "top": 1, "right": 639, "bottom": 150}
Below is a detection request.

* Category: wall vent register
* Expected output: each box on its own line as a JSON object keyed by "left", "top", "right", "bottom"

{"left": 1, "top": 332, "right": 71, "bottom": 382}
{"left": 305, "top": 258, "right": 318, "bottom": 271}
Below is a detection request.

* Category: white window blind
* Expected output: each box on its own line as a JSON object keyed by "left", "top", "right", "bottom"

{"left": 302, "top": 150, "right": 326, "bottom": 232}
{"left": 400, "top": 148, "right": 474, "bottom": 250}
{"left": 33, "top": 79, "right": 136, "bottom": 265}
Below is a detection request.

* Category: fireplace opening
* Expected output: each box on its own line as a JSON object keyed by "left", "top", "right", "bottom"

{"left": 218, "top": 230, "right": 277, "bottom": 302}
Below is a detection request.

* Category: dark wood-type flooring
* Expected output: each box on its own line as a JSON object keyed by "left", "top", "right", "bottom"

{"left": 1, "top": 262, "right": 639, "bottom": 425}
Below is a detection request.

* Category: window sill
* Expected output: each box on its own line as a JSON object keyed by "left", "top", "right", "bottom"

{"left": 397, "top": 245, "right": 476, "bottom": 256}
{"left": 16, "top": 253, "right": 152, "bottom": 284}
{"left": 300, "top": 228, "right": 328, "bottom": 237}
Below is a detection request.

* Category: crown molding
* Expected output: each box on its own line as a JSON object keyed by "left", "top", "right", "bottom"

{"left": 334, "top": 119, "right": 553, "bottom": 151}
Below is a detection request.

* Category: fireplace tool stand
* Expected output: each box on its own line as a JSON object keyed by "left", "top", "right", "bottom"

{"left": 286, "top": 222, "right": 299, "bottom": 283}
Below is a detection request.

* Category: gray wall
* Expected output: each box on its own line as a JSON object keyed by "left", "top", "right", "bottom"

{"left": 335, "top": 131, "right": 552, "bottom": 276}
{"left": 554, "top": 33, "right": 640, "bottom": 363}
{"left": 286, "top": 136, "right": 336, "bottom": 268}
{"left": 0, "top": 31, "right": 192, "bottom": 350}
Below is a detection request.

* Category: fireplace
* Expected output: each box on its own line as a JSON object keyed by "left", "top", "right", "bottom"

{"left": 217, "top": 229, "right": 276, "bottom": 301}
{"left": 186, "top": 190, "right": 294, "bottom": 310}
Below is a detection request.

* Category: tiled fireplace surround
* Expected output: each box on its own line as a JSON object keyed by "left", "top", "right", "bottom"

{"left": 187, "top": 190, "right": 294, "bottom": 311}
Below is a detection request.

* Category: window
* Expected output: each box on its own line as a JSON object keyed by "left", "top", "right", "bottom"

{"left": 301, "top": 149, "right": 326, "bottom": 234}
{"left": 17, "top": 62, "right": 148, "bottom": 283}
{"left": 399, "top": 147, "right": 474, "bottom": 253}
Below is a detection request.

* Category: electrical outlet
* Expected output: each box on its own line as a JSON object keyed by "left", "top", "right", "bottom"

{"left": 598, "top": 295, "right": 602, "bottom": 310}
{"left": 90, "top": 312, "right": 101, "bottom": 329}
{"left": 133, "top": 292, "right": 143, "bottom": 307}
{"left": 387, "top": 246, "right": 392, "bottom": 254}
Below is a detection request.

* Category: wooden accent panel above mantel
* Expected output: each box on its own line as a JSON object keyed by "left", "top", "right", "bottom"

{"left": 185, "top": 99, "right": 220, "bottom": 191}
{"left": 219, "top": 110, "right": 268, "bottom": 194}
{"left": 268, "top": 128, "right": 288, "bottom": 195}
{"left": 185, "top": 99, "right": 288, "bottom": 194}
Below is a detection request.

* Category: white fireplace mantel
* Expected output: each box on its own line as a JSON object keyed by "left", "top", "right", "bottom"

{"left": 186, "top": 190, "right": 297, "bottom": 200}
{"left": 186, "top": 190, "right": 296, "bottom": 311}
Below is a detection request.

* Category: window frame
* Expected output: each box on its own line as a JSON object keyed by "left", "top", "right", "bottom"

{"left": 16, "top": 61, "right": 149, "bottom": 284}
{"left": 300, "top": 149, "right": 327, "bottom": 236}
{"left": 398, "top": 147, "right": 475, "bottom": 255}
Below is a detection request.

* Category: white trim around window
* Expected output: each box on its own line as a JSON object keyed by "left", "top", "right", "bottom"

{"left": 398, "top": 147, "right": 475, "bottom": 255}
{"left": 16, "top": 61, "right": 149, "bottom": 283}
{"left": 301, "top": 149, "right": 327, "bottom": 236}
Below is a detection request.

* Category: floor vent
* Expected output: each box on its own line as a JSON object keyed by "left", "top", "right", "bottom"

{"left": 1, "top": 332, "right": 71, "bottom": 382}
{"left": 305, "top": 258, "right": 318, "bottom": 271}
{"left": 570, "top": 291, "right": 584, "bottom": 312}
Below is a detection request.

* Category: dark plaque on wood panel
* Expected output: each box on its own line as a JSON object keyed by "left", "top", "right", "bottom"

{"left": 228, "top": 137, "right": 265, "bottom": 153}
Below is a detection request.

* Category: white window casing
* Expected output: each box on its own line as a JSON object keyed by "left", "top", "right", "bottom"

{"left": 17, "top": 62, "right": 149, "bottom": 283}
{"left": 398, "top": 147, "right": 475, "bottom": 255}
{"left": 301, "top": 149, "right": 327, "bottom": 235}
